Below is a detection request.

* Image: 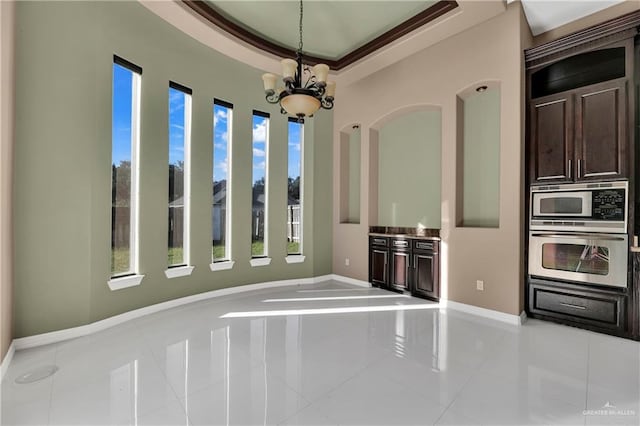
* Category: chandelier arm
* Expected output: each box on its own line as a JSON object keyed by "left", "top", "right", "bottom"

{"left": 321, "top": 98, "right": 334, "bottom": 110}
{"left": 265, "top": 92, "right": 280, "bottom": 104}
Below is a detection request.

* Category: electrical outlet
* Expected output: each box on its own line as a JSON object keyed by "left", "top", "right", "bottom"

{"left": 345, "top": 258, "right": 350, "bottom": 266}
{"left": 476, "top": 280, "right": 484, "bottom": 291}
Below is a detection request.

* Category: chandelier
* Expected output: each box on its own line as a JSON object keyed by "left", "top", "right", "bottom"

{"left": 261, "top": 0, "right": 335, "bottom": 121}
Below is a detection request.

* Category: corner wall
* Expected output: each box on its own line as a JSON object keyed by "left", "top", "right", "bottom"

{"left": 332, "top": 3, "right": 529, "bottom": 315}
{"left": 13, "top": 1, "right": 333, "bottom": 338}
{"left": 0, "top": 0, "right": 15, "bottom": 362}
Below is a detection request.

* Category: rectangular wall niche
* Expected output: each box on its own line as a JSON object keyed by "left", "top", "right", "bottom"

{"left": 339, "top": 127, "right": 361, "bottom": 224}
{"left": 456, "top": 87, "right": 501, "bottom": 228}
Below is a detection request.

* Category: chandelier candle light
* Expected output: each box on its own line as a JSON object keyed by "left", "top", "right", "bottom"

{"left": 261, "top": 0, "right": 335, "bottom": 121}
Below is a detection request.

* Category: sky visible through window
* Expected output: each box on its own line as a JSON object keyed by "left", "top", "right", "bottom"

{"left": 213, "top": 105, "right": 229, "bottom": 183}
{"left": 288, "top": 121, "right": 302, "bottom": 182}
{"left": 252, "top": 115, "right": 267, "bottom": 183}
{"left": 169, "top": 88, "right": 185, "bottom": 167}
{"left": 289, "top": 121, "right": 302, "bottom": 185}
{"left": 112, "top": 64, "right": 133, "bottom": 166}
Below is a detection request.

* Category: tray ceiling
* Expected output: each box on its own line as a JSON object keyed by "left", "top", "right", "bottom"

{"left": 186, "top": 0, "right": 457, "bottom": 69}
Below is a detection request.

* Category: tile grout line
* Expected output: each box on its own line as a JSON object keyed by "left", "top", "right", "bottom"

{"left": 47, "top": 344, "right": 60, "bottom": 425}
{"left": 143, "top": 335, "right": 194, "bottom": 425}
{"left": 583, "top": 335, "right": 591, "bottom": 426}
{"left": 432, "top": 330, "right": 510, "bottom": 425}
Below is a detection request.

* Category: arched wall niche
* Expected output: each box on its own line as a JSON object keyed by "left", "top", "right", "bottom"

{"left": 368, "top": 104, "right": 442, "bottom": 229}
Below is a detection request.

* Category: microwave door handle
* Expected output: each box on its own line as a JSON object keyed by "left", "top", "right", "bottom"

{"left": 531, "top": 233, "right": 626, "bottom": 241}
{"left": 568, "top": 159, "right": 572, "bottom": 179}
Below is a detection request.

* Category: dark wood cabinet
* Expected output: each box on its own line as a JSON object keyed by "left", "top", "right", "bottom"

{"left": 369, "top": 237, "right": 389, "bottom": 288}
{"left": 390, "top": 250, "right": 410, "bottom": 292}
{"left": 529, "top": 79, "right": 628, "bottom": 184}
{"left": 528, "top": 279, "right": 626, "bottom": 333}
{"left": 413, "top": 250, "right": 440, "bottom": 300}
{"left": 530, "top": 93, "right": 573, "bottom": 183}
{"left": 575, "top": 79, "right": 627, "bottom": 180}
{"left": 369, "top": 235, "right": 440, "bottom": 301}
{"left": 524, "top": 11, "right": 640, "bottom": 340}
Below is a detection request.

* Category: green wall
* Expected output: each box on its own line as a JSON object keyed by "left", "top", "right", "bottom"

{"left": 377, "top": 110, "right": 441, "bottom": 228}
{"left": 13, "top": 1, "right": 333, "bottom": 337}
{"left": 460, "top": 88, "right": 500, "bottom": 227}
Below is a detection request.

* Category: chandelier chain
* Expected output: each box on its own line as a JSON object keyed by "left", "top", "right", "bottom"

{"left": 298, "top": 0, "right": 304, "bottom": 53}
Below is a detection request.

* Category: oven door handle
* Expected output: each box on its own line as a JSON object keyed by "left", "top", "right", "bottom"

{"left": 531, "top": 233, "right": 626, "bottom": 241}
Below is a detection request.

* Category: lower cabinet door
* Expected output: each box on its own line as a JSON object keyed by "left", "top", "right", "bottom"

{"left": 370, "top": 249, "right": 389, "bottom": 288}
{"left": 390, "top": 251, "right": 410, "bottom": 292}
{"left": 413, "top": 252, "right": 440, "bottom": 300}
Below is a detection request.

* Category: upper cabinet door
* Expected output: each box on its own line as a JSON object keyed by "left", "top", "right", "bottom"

{"left": 530, "top": 93, "right": 574, "bottom": 184}
{"left": 575, "top": 79, "right": 627, "bottom": 180}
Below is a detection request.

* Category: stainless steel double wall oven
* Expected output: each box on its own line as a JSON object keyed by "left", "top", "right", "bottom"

{"left": 529, "top": 181, "right": 629, "bottom": 289}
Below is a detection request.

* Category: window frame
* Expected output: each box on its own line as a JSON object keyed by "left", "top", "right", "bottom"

{"left": 109, "top": 55, "right": 143, "bottom": 289}
{"left": 286, "top": 117, "right": 304, "bottom": 258}
{"left": 211, "top": 98, "right": 234, "bottom": 269}
{"left": 165, "top": 81, "right": 193, "bottom": 277}
{"left": 250, "top": 110, "right": 270, "bottom": 262}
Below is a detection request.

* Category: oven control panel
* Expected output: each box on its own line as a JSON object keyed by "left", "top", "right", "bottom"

{"left": 593, "top": 189, "right": 625, "bottom": 221}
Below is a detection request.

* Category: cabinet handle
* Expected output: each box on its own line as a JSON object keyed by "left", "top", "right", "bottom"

{"left": 559, "top": 302, "right": 586, "bottom": 310}
{"left": 577, "top": 159, "right": 582, "bottom": 177}
{"left": 568, "top": 160, "right": 572, "bottom": 179}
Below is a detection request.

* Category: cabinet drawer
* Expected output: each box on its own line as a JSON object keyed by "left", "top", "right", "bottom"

{"left": 370, "top": 237, "right": 388, "bottom": 247}
{"left": 390, "top": 239, "right": 410, "bottom": 250}
{"left": 531, "top": 285, "right": 623, "bottom": 327}
{"left": 413, "top": 240, "right": 438, "bottom": 252}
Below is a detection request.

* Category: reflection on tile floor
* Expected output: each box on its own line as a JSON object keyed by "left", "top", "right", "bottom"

{"left": 1, "top": 280, "right": 639, "bottom": 425}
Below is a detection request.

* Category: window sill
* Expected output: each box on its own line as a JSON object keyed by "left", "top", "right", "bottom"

{"left": 210, "top": 260, "right": 235, "bottom": 271}
{"left": 108, "top": 274, "right": 144, "bottom": 291}
{"left": 164, "top": 266, "right": 194, "bottom": 279}
{"left": 285, "top": 255, "right": 306, "bottom": 264}
{"left": 250, "top": 257, "right": 272, "bottom": 267}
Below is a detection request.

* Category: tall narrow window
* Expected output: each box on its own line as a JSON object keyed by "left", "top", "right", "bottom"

{"left": 168, "top": 82, "right": 192, "bottom": 268}
{"left": 111, "top": 56, "right": 141, "bottom": 278}
{"left": 213, "top": 99, "right": 233, "bottom": 262}
{"left": 252, "top": 111, "right": 269, "bottom": 258}
{"left": 287, "top": 118, "right": 303, "bottom": 255}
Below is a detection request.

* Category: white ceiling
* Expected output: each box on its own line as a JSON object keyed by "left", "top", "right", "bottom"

{"left": 206, "top": 1, "right": 439, "bottom": 60}
{"left": 516, "top": 0, "right": 626, "bottom": 36}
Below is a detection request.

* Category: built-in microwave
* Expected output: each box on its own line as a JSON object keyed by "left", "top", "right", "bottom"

{"left": 530, "top": 181, "right": 627, "bottom": 233}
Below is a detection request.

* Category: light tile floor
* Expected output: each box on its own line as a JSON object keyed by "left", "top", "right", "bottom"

{"left": 1, "top": 280, "right": 639, "bottom": 425}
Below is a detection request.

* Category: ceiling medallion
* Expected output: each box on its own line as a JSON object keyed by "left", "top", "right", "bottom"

{"left": 261, "top": 0, "right": 335, "bottom": 122}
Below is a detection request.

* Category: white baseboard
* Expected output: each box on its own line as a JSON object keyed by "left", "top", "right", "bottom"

{"left": 13, "top": 275, "right": 339, "bottom": 351}
{"left": 1, "top": 341, "right": 15, "bottom": 382}
{"left": 330, "top": 274, "right": 371, "bottom": 288}
{"left": 11, "top": 274, "right": 527, "bottom": 353}
{"left": 442, "top": 299, "right": 525, "bottom": 326}
{"left": 519, "top": 310, "right": 528, "bottom": 324}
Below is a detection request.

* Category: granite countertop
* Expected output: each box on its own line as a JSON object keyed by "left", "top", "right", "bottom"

{"left": 369, "top": 226, "right": 441, "bottom": 241}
